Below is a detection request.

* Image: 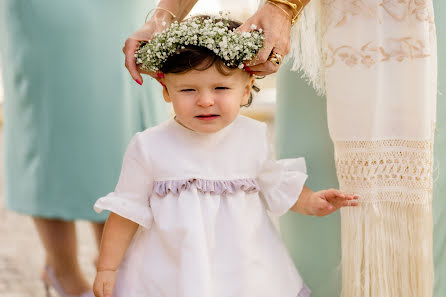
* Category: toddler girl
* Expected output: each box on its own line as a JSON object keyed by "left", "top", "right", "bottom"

{"left": 93, "top": 16, "right": 358, "bottom": 297}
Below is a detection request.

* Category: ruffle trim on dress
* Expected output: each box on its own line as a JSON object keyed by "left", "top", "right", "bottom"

{"left": 297, "top": 284, "right": 311, "bottom": 297}
{"left": 154, "top": 178, "right": 259, "bottom": 196}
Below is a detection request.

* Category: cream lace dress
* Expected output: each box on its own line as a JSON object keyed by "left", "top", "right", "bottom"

{"left": 94, "top": 116, "right": 311, "bottom": 297}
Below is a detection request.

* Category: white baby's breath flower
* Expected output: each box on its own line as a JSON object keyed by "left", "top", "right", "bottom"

{"left": 251, "top": 24, "right": 257, "bottom": 30}
{"left": 135, "top": 15, "right": 264, "bottom": 72}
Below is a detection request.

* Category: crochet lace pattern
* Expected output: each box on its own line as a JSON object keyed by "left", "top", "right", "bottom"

{"left": 335, "top": 138, "right": 433, "bottom": 205}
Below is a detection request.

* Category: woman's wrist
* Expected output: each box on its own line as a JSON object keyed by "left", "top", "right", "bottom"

{"left": 265, "top": 0, "right": 309, "bottom": 25}
{"left": 260, "top": 1, "right": 293, "bottom": 30}
{"left": 138, "top": 8, "right": 175, "bottom": 39}
{"left": 156, "top": 0, "right": 198, "bottom": 22}
{"left": 152, "top": 7, "right": 176, "bottom": 23}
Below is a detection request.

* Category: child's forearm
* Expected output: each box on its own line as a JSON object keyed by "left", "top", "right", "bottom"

{"left": 96, "top": 212, "right": 139, "bottom": 272}
{"left": 290, "top": 185, "right": 313, "bottom": 214}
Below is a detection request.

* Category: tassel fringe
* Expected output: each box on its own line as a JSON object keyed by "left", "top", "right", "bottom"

{"left": 288, "top": 0, "right": 326, "bottom": 96}
{"left": 340, "top": 201, "right": 434, "bottom": 297}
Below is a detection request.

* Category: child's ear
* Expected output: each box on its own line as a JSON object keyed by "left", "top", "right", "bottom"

{"left": 242, "top": 75, "right": 256, "bottom": 104}
{"left": 162, "top": 83, "right": 171, "bottom": 103}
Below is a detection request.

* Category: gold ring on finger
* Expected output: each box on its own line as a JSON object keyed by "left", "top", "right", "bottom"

{"left": 267, "top": 51, "right": 282, "bottom": 66}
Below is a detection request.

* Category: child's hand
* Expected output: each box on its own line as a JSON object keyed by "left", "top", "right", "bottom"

{"left": 292, "top": 187, "right": 359, "bottom": 216}
{"left": 310, "top": 189, "right": 358, "bottom": 216}
{"left": 93, "top": 270, "right": 117, "bottom": 297}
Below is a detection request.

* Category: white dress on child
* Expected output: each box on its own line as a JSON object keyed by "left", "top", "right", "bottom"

{"left": 94, "top": 115, "right": 310, "bottom": 297}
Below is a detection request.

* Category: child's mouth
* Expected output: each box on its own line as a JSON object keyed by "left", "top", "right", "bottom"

{"left": 195, "top": 114, "right": 220, "bottom": 121}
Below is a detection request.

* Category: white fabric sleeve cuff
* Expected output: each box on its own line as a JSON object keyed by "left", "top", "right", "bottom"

{"left": 94, "top": 192, "right": 153, "bottom": 229}
{"left": 257, "top": 158, "right": 308, "bottom": 216}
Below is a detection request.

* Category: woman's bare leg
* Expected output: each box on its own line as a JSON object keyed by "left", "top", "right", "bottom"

{"left": 90, "top": 222, "right": 105, "bottom": 249}
{"left": 33, "top": 217, "right": 91, "bottom": 295}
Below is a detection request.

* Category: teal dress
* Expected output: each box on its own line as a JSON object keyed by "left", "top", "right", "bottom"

{"left": 0, "top": 0, "right": 166, "bottom": 221}
{"left": 276, "top": 2, "right": 445, "bottom": 297}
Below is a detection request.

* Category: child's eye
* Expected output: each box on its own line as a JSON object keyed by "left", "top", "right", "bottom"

{"left": 215, "top": 87, "right": 229, "bottom": 90}
{"left": 180, "top": 89, "right": 195, "bottom": 92}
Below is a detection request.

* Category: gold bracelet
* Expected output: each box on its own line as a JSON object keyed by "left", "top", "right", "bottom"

{"left": 290, "top": 0, "right": 304, "bottom": 24}
{"left": 266, "top": 1, "right": 293, "bottom": 23}
{"left": 268, "top": 0, "right": 298, "bottom": 11}
{"left": 145, "top": 7, "right": 177, "bottom": 23}
{"left": 267, "top": 0, "right": 305, "bottom": 25}
{"left": 156, "top": 7, "right": 176, "bottom": 19}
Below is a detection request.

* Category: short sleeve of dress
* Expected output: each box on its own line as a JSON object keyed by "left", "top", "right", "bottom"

{"left": 94, "top": 133, "right": 154, "bottom": 228}
{"left": 256, "top": 125, "right": 308, "bottom": 217}
{"left": 257, "top": 158, "right": 308, "bottom": 217}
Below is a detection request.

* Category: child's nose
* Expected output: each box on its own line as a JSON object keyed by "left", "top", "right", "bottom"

{"left": 196, "top": 93, "right": 214, "bottom": 107}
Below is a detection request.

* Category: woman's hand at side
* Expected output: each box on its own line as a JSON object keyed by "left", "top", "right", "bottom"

{"left": 236, "top": 2, "right": 293, "bottom": 76}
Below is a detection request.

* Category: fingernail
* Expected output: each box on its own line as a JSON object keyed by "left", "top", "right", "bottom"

{"left": 156, "top": 72, "right": 165, "bottom": 78}
{"left": 243, "top": 64, "right": 254, "bottom": 74}
{"left": 135, "top": 79, "right": 142, "bottom": 85}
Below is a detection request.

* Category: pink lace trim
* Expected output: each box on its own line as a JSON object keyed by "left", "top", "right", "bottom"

{"left": 154, "top": 178, "right": 259, "bottom": 196}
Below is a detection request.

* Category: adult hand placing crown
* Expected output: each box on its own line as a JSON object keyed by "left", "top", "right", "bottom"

{"left": 123, "top": 0, "right": 310, "bottom": 84}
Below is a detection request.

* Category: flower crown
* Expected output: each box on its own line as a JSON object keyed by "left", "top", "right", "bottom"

{"left": 135, "top": 15, "right": 264, "bottom": 72}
